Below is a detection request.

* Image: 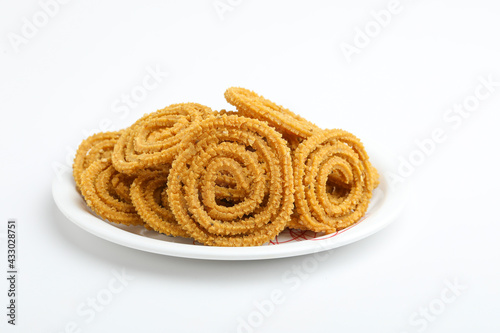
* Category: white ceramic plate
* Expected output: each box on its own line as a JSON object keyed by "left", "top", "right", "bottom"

{"left": 52, "top": 144, "right": 406, "bottom": 260}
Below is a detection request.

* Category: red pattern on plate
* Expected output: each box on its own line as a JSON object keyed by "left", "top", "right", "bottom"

{"left": 268, "top": 215, "right": 369, "bottom": 245}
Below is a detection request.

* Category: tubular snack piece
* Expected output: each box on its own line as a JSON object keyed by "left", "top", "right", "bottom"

{"left": 80, "top": 159, "right": 144, "bottom": 226}
{"left": 167, "top": 115, "right": 294, "bottom": 247}
{"left": 292, "top": 129, "right": 378, "bottom": 233}
{"left": 130, "top": 168, "right": 190, "bottom": 238}
{"left": 215, "top": 109, "right": 239, "bottom": 116}
{"left": 224, "top": 87, "right": 321, "bottom": 147}
{"left": 112, "top": 103, "right": 214, "bottom": 174}
{"left": 73, "top": 131, "right": 122, "bottom": 191}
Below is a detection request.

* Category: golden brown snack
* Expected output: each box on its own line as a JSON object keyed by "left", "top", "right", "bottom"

{"left": 167, "top": 115, "right": 294, "bottom": 247}
{"left": 281, "top": 131, "right": 303, "bottom": 151}
{"left": 292, "top": 129, "right": 378, "bottom": 233}
{"left": 224, "top": 87, "right": 321, "bottom": 145}
{"left": 80, "top": 159, "right": 143, "bottom": 226}
{"left": 370, "top": 164, "right": 380, "bottom": 190}
{"left": 130, "top": 168, "right": 190, "bottom": 237}
{"left": 73, "top": 131, "right": 122, "bottom": 191}
{"left": 71, "top": 87, "right": 381, "bottom": 247}
{"left": 215, "top": 109, "right": 239, "bottom": 116}
{"left": 112, "top": 103, "right": 214, "bottom": 174}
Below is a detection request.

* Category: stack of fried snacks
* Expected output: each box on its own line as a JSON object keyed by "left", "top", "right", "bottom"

{"left": 73, "top": 88, "right": 379, "bottom": 247}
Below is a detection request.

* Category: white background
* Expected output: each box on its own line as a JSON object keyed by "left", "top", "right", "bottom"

{"left": 1, "top": 0, "right": 500, "bottom": 332}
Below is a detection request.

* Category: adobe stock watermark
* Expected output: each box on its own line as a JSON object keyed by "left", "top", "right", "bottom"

{"left": 213, "top": 0, "right": 244, "bottom": 21}
{"left": 400, "top": 278, "right": 467, "bottom": 333}
{"left": 385, "top": 73, "right": 499, "bottom": 189}
{"left": 81, "top": 64, "right": 168, "bottom": 138}
{"left": 54, "top": 269, "right": 134, "bottom": 333}
{"left": 236, "top": 243, "right": 331, "bottom": 333}
{"left": 340, "top": 0, "right": 404, "bottom": 64}
{"left": 51, "top": 64, "right": 168, "bottom": 180}
{"left": 7, "top": 0, "right": 73, "bottom": 53}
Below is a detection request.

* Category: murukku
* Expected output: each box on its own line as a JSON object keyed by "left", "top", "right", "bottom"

{"left": 167, "top": 115, "right": 294, "bottom": 247}
{"left": 130, "top": 168, "right": 190, "bottom": 238}
{"left": 72, "top": 86, "right": 381, "bottom": 246}
{"left": 73, "top": 131, "right": 122, "bottom": 191}
{"left": 224, "top": 87, "right": 321, "bottom": 144}
{"left": 80, "top": 159, "right": 144, "bottom": 226}
{"left": 292, "top": 129, "right": 378, "bottom": 233}
{"left": 112, "top": 103, "right": 214, "bottom": 174}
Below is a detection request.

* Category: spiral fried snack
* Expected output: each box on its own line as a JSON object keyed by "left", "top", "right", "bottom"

{"left": 80, "top": 159, "right": 143, "bottom": 226}
{"left": 112, "top": 103, "right": 214, "bottom": 174}
{"left": 130, "top": 169, "right": 189, "bottom": 237}
{"left": 292, "top": 129, "right": 378, "bottom": 233}
{"left": 224, "top": 87, "right": 320, "bottom": 147}
{"left": 73, "top": 131, "right": 122, "bottom": 191}
{"left": 167, "top": 115, "right": 294, "bottom": 246}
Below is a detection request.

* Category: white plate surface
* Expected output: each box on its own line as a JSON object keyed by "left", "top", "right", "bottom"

{"left": 52, "top": 144, "right": 406, "bottom": 260}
